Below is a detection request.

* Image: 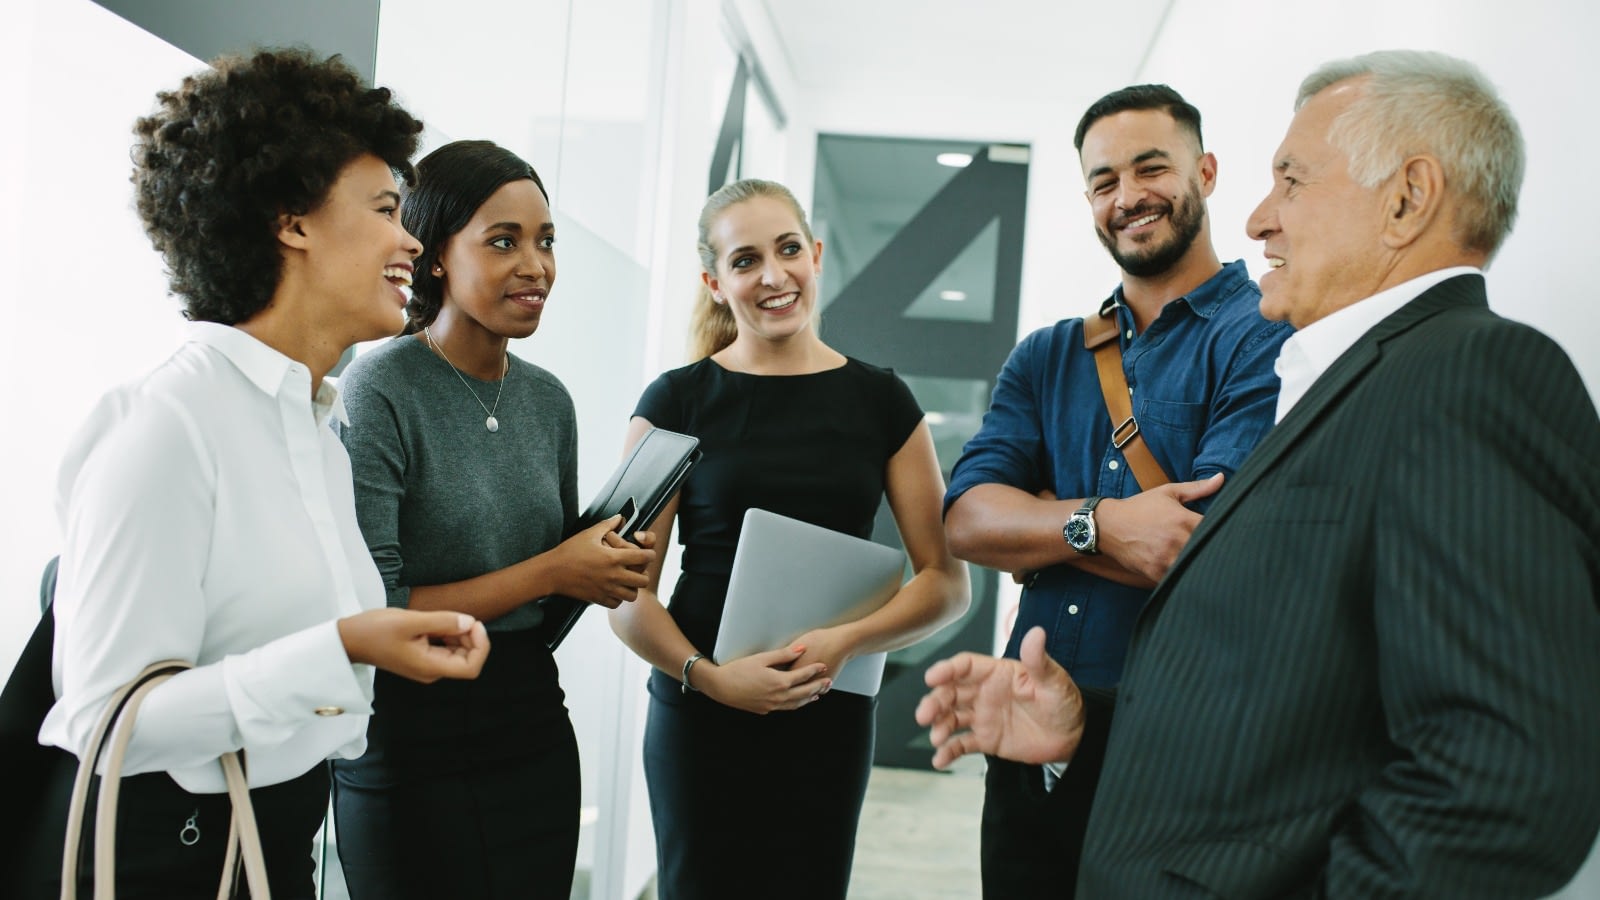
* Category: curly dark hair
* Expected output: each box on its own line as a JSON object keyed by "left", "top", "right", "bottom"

{"left": 132, "top": 48, "right": 424, "bottom": 324}
{"left": 400, "top": 140, "right": 548, "bottom": 333}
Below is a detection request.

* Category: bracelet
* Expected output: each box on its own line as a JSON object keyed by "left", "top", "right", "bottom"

{"left": 680, "top": 652, "right": 706, "bottom": 695}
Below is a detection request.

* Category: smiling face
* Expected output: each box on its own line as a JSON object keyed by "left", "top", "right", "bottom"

{"left": 1080, "top": 109, "right": 1215, "bottom": 278}
{"left": 702, "top": 196, "right": 823, "bottom": 347}
{"left": 1247, "top": 81, "right": 1390, "bottom": 328}
{"left": 436, "top": 178, "right": 556, "bottom": 340}
{"left": 290, "top": 153, "right": 422, "bottom": 344}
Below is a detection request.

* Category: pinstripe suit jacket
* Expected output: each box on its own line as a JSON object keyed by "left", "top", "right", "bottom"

{"left": 1074, "top": 275, "right": 1600, "bottom": 898}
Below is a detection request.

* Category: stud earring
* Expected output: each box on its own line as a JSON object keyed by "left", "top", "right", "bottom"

{"left": 432, "top": 264, "right": 444, "bottom": 276}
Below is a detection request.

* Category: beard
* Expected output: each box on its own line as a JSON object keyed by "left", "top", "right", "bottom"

{"left": 1096, "top": 182, "right": 1206, "bottom": 278}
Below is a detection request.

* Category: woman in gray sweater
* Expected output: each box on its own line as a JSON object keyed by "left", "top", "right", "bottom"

{"left": 332, "top": 140, "right": 655, "bottom": 899}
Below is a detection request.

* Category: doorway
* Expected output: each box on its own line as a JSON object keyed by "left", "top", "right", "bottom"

{"left": 812, "top": 134, "right": 1029, "bottom": 769}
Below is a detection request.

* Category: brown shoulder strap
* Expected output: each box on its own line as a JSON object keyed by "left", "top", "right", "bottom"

{"left": 1083, "top": 303, "right": 1171, "bottom": 491}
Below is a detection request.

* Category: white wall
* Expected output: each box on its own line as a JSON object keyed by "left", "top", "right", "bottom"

{"left": 0, "top": 0, "right": 199, "bottom": 680}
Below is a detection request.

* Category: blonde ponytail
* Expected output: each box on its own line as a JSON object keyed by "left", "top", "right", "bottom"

{"left": 688, "top": 283, "right": 739, "bottom": 362}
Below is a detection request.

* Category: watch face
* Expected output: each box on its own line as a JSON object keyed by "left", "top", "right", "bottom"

{"left": 1065, "top": 517, "right": 1092, "bottom": 549}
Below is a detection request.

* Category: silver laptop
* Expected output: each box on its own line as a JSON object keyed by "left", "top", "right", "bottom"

{"left": 713, "top": 508, "right": 906, "bottom": 697}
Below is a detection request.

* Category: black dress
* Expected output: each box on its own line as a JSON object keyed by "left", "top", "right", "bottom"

{"left": 633, "top": 357, "right": 923, "bottom": 900}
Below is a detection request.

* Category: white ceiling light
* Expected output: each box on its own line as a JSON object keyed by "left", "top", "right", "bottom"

{"left": 935, "top": 152, "right": 973, "bottom": 168}
{"left": 939, "top": 290, "right": 967, "bottom": 301}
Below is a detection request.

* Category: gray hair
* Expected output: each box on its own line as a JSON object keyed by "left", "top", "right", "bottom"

{"left": 1297, "top": 50, "right": 1524, "bottom": 259}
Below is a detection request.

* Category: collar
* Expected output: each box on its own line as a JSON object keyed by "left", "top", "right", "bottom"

{"left": 185, "top": 322, "right": 348, "bottom": 426}
{"left": 1104, "top": 259, "right": 1251, "bottom": 322}
{"left": 1273, "top": 265, "right": 1481, "bottom": 423}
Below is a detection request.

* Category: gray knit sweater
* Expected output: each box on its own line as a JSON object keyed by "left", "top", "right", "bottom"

{"left": 337, "top": 334, "right": 577, "bottom": 632}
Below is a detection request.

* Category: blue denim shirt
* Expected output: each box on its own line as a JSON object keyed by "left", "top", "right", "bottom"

{"left": 946, "top": 260, "right": 1290, "bottom": 688}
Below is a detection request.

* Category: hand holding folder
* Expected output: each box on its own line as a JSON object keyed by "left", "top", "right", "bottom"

{"left": 534, "top": 427, "right": 701, "bottom": 649}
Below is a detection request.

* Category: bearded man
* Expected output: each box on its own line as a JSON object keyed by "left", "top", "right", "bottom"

{"left": 942, "top": 83, "right": 1291, "bottom": 898}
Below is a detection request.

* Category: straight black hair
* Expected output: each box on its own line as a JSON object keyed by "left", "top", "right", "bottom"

{"left": 401, "top": 140, "right": 548, "bottom": 333}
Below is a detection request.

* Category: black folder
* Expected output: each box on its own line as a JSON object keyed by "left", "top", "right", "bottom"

{"left": 534, "top": 427, "right": 701, "bottom": 650}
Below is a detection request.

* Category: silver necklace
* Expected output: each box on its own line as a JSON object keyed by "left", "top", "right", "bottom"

{"left": 424, "top": 327, "right": 508, "bottom": 433}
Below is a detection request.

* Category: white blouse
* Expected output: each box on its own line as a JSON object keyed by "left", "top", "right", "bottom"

{"left": 39, "top": 322, "right": 383, "bottom": 792}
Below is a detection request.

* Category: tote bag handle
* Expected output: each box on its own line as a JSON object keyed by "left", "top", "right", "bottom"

{"left": 59, "top": 661, "right": 270, "bottom": 899}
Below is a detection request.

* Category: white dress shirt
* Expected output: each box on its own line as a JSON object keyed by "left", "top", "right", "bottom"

{"left": 40, "top": 322, "right": 383, "bottom": 792}
{"left": 1274, "top": 267, "right": 1483, "bottom": 423}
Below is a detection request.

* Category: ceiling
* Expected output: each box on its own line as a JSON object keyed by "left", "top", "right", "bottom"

{"left": 759, "top": 0, "right": 1176, "bottom": 111}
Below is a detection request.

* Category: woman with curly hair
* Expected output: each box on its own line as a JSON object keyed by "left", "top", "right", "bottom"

{"left": 21, "top": 49, "right": 490, "bottom": 898}
{"left": 331, "top": 139, "right": 656, "bottom": 899}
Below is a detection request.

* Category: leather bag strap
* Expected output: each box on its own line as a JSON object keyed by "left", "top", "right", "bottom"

{"left": 1083, "top": 301, "right": 1172, "bottom": 492}
{"left": 59, "top": 660, "right": 271, "bottom": 900}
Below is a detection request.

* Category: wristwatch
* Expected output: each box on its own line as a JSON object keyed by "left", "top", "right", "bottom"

{"left": 1064, "top": 496, "right": 1103, "bottom": 555}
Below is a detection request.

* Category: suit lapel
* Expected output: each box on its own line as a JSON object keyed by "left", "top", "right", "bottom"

{"left": 1137, "top": 274, "right": 1490, "bottom": 625}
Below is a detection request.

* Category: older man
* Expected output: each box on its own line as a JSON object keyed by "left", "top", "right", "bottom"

{"left": 918, "top": 49, "right": 1600, "bottom": 898}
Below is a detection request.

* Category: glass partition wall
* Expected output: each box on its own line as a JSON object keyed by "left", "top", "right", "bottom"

{"left": 811, "top": 135, "right": 1030, "bottom": 769}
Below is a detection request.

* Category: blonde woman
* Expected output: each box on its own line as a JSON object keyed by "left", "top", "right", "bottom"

{"left": 610, "top": 179, "right": 970, "bottom": 899}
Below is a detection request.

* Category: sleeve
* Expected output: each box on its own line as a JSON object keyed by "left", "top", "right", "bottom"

{"left": 633, "top": 370, "right": 682, "bottom": 430}
{"left": 880, "top": 368, "right": 926, "bottom": 455}
{"left": 339, "top": 363, "right": 413, "bottom": 609}
{"left": 1187, "top": 317, "right": 1292, "bottom": 513}
{"left": 560, "top": 389, "right": 580, "bottom": 534}
{"left": 944, "top": 329, "right": 1051, "bottom": 515}
{"left": 44, "top": 393, "right": 368, "bottom": 777}
{"left": 1325, "top": 325, "right": 1600, "bottom": 897}
{"left": 1055, "top": 686, "right": 1116, "bottom": 801}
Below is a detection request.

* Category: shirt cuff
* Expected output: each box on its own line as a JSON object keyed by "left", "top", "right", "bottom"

{"left": 222, "top": 620, "right": 374, "bottom": 747}
{"left": 1043, "top": 760, "right": 1070, "bottom": 791}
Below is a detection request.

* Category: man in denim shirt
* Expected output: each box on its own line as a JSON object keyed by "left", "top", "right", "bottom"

{"left": 944, "top": 84, "right": 1290, "bottom": 899}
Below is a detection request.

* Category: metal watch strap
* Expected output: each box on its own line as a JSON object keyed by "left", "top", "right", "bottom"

{"left": 680, "top": 652, "right": 705, "bottom": 694}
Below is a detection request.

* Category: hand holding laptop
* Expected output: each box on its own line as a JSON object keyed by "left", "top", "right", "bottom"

{"left": 712, "top": 509, "right": 906, "bottom": 697}
{"left": 786, "top": 626, "right": 858, "bottom": 695}
{"left": 691, "top": 644, "right": 831, "bottom": 715}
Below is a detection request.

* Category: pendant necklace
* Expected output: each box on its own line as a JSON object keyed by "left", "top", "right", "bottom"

{"left": 424, "top": 327, "right": 508, "bottom": 432}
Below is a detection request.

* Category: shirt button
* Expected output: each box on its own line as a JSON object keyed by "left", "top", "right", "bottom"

{"left": 313, "top": 706, "right": 344, "bottom": 717}
{"left": 1108, "top": 460, "right": 1120, "bottom": 470}
{"left": 1068, "top": 605, "right": 1080, "bottom": 615}
{"left": 1125, "top": 329, "right": 1134, "bottom": 340}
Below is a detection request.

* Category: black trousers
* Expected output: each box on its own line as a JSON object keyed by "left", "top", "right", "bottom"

{"left": 643, "top": 673, "right": 874, "bottom": 900}
{"left": 332, "top": 628, "right": 579, "bottom": 900}
{"left": 17, "top": 747, "right": 328, "bottom": 899}
{"left": 980, "top": 756, "right": 1095, "bottom": 900}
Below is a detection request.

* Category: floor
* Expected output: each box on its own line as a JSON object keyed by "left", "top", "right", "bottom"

{"left": 316, "top": 758, "right": 987, "bottom": 900}
{"left": 637, "top": 756, "right": 986, "bottom": 900}
{"left": 308, "top": 759, "right": 1600, "bottom": 899}
{"left": 841, "top": 758, "right": 987, "bottom": 899}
